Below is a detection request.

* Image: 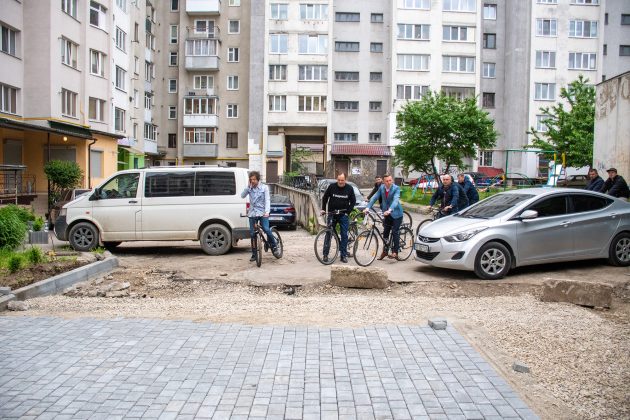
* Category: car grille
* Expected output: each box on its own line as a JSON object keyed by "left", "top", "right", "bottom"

{"left": 418, "top": 235, "right": 439, "bottom": 243}
{"left": 416, "top": 250, "right": 440, "bottom": 261}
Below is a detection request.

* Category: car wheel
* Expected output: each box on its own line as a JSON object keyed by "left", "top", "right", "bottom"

{"left": 608, "top": 232, "right": 630, "bottom": 267}
{"left": 68, "top": 222, "right": 99, "bottom": 252}
{"left": 474, "top": 241, "right": 512, "bottom": 280}
{"left": 103, "top": 241, "right": 122, "bottom": 250}
{"left": 200, "top": 224, "right": 232, "bottom": 256}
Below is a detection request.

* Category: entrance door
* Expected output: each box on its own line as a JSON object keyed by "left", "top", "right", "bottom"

{"left": 335, "top": 159, "right": 349, "bottom": 177}
{"left": 3, "top": 140, "right": 22, "bottom": 194}
{"left": 266, "top": 161, "right": 279, "bottom": 183}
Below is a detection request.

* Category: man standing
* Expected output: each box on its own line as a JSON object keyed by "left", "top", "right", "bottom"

{"left": 367, "top": 176, "right": 383, "bottom": 208}
{"left": 365, "top": 174, "right": 404, "bottom": 260}
{"left": 430, "top": 175, "right": 468, "bottom": 215}
{"left": 321, "top": 173, "right": 356, "bottom": 263}
{"left": 241, "top": 171, "right": 280, "bottom": 261}
{"left": 457, "top": 174, "right": 479, "bottom": 207}
{"left": 600, "top": 168, "right": 630, "bottom": 200}
{"left": 585, "top": 168, "right": 605, "bottom": 191}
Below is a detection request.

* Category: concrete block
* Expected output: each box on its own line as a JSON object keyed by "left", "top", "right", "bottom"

{"left": 512, "top": 362, "right": 530, "bottom": 374}
{"left": 7, "top": 301, "right": 29, "bottom": 311}
{"left": 0, "top": 294, "right": 16, "bottom": 311}
{"left": 330, "top": 266, "right": 389, "bottom": 289}
{"left": 0, "top": 286, "right": 11, "bottom": 295}
{"left": 541, "top": 279, "right": 613, "bottom": 308}
{"left": 428, "top": 318, "right": 448, "bottom": 330}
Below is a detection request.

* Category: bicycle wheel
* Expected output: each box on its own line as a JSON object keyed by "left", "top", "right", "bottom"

{"left": 351, "top": 211, "right": 376, "bottom": 230}
{"left": 255, "top": 233, "right": 263, "bottom": 267}
{"left": 353, "top": 230, "right": 380, "bottom": 267}
{"left": 346, "top": 223, "right": 359, "bottom": 258}
{"left": 271, "top": 227, "right": 283, "bottom": 259}
{"left": 396, "top": 226, "right": 414, "bottom": 261}
{"left": 415, "top": 218, "right": 433, "bottom": 237}
{"left": 314, "top": 228, "right": 339, "bottom": 265}
{"left": 402, "top": 211, "right": 413, "bottom": 229}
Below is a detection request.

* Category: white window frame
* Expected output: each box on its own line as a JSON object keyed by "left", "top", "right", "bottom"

{"left": 228, "top": 20, "right": 240, "bottom": 34}
{"left": 61, "top": 37, "right": 78, "bottom": 68}
{"left": 194, "top": 19, "right": 215, "bottom": 37}
{"left": 535, "top": 51, "right": 556, "bottom": 68}
{"left": 269, "top": 65, "right": 288, "bottom": 81}
{"left": 88, "top": 97, "right": 106, "bottom": 122}
{"left": 169, "top": 52, "right": 178, "bottom": 66}
{"left": 89, "top": 1, "right": 108, "bottom": 31}
{"left": 0, "top": 24, "right": 18, "bottom": 56}
{"left": 184, "top": 97, "right": 217, "bottom": 115}
{"left": 535, "top": 83, "right": 556, "bottom": 101}
{"left": 402, "top": 0, "right": 430, "bottom": 10}
{"left": 298, "top": 34, "right": 328, "bottom": 55}
{"left": 144, "top": 92, "right": 152, "bottom": 109}
{"left": 269, "top": 34, "right": 288, "bottom": 54}
{"left": 62, "top": 0, "right": 78, "bottom": 19}
{"left": 184, "top": 127, "right": 216, "bottom": 144}
{"left": 228, "top": 47, "right": 239, "bottom": 62}
{"left": 300, "top": 4, "right": 329, "bottom": 20}
{"left": 133, "top": 89, "right": 139, "bottom": 108}
{"left": 443, "top": 0, "right": 476, "bottom": 12}
{"left": 536, "top": 19, "right": 558, "bottom": 36}
{"left": 168, "top": 79, "right": 177, "bottom": 93}
{"left": 116, "top": 0, "right": 126, "bottom": 13}
{"left": 134, "top": 56, "right": 139, "bottom": 74}
{"left": 537, "top": 0, "right": 557, "bottom": 3}
{"left": 193, "top": 75, "right": 214, "bottom": 89}
{"left": 115, "top": 66, "right": 126, "bottom": 91}
{"left": 168, "top": 106, "right": 177, "bottom": 120}
{"left": 569, "top": 20, "right": 598, "bottom": 38}
{"left": 169, "top": 25, "right": 178, "bottom": 44}
{"left": 482, "top": 62, "right": 496, "bottom": 78}
{"left": 229, "top": 0, "right": 240, "bottom": 5}
{"left": 298, "top": 65, "right": 327, "bottom": 81}
{"left": 114, "top": 108, "right": 125, "bottom": 132}
{"left": 335, "top": 72, "right": 359, "bottom": 81}
{"left": 369, "top": 133, "right": 382, "bottom": 143}
{"left": 270, "top": 3, "right": 289, "bottom": 20}
{"left": 335, "top": 41, "right": 360, "bottom": 52}
{"left": 185, "top": 39, "right": 218, "bottom": 56}
{"left": 336, "top": 12, "right": 360, "bottom": 22}
{"left": 536, "top": 115, "right": 549, "bottom": 132}
{"left": 570, "top": 0, "right": 599, "bottom": 4}
{"left": 333, "top": 133, "right": 358, "bottom": 142}
{"left": 144, "top": 123, "right": 157, "bottom": 142}
{"left": 369, "top": 101, "right": 382, "bottom": 112}
{"left": 333, "top": 101, "right": 359, "bottom": 111}
{"left": 479, "top": 150, "right": 493, "bottom": 167}
{"left": 442, "top": 26, "right": 473, "bottom": 42}
{"left": 227, "top": 104, "right": 239, "bottom": 118}
{"left": 269, "top": 95, "right": 287, "bottom": 112}
{"left": 90, "top": 49, "right": 105, "bottom": 76}
{"left": 61, "top": 88, "right": 77, "bottom": 117}
{"left": 397, "top": 24, "right": 430, "bottom": 40}
{"left": 396, "top": 84, "right": 428, "bottom": 100}
{"left": 227, "top": 75, "right": 239, "bottom": 90}
{"left": 144, "top": 61, "right": 154, "bottom": 82}
{"left": 442, "top": 55, "right": 475, "bottom": 73}
{"left": 115, "top": 27, "right": 126, "bottom": 52}
{"left": 298, "top": 95, "right": 327, "bottom": 112}
{"left": 397, "top": 54, "right": 430, "bottom": 71}
{"left": 483, "top": 4, "right": 497, "bottom": 19}
{"left": 0, "top": 83, "right": 18, "bottom": 114}
{"left": 568, "top": 52, "right": 597, "bottom": 70}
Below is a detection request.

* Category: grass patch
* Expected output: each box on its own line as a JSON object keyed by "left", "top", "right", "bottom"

{"left": 400, "top": 185, "right": 506, "bottom": 206}
{"left": 92, "top": 247, "right": 106, "bottom": 254}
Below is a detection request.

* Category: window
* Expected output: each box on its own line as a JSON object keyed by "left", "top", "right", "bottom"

{"left": 184, "top": 97, "right": 216, "bottom": 115}
{"left": 171, "top": 0, "right": 179, "bottom": 11}
{"left": 622, "top": 14, "right": 630, "bottom": 25}
{"left": 270, "top": 3, "right": 288, "bottom": 19}
{"left": 168, "top": 79, "right": 177, "bottom": 93}
{"left": 114, "top": 107, "right": 125, "bottom": 131}
{"left": 227, "top": 104, "right": 238, "bottom": 118}
{"left": 334, "top": 101, "right": 359, "bottom": 111}
{"left": 334, "top": 133, "right": 358, "bottom": 142}
{"left": 336, "top": 12, "right": 360, "bottom": 22}
{"left": 570, "top": 0, "right": 599, "bottom": 4}
{"left": 88, "top": 97, "right": 106, "bottom": 122}
{"left": 335, "top": 42, "right": 359, "bottom": 52}
{"left": 398, "top": 24, "right": 430, "bottom": 40}
{"left": 535, "top": 83, "right": 556, "bottom": 100}
{"left": 0, "top": 83, "right": 18, "bottom": 114}
{"left": 145, "top": 172, "right": 195, "bottom": 197}
{"left": 227, "top": 75, "right": 239, "bottom": 90}
{"left": 226, "top": 133, "right": 238, "bottom": 149}
{"left": 61, "top": 89, "right": 77, "bottom": 117}
{"left": 369, "top": 101, "right": 382, "bottom": 111}
{"left": 144, "top": 92, "right": 152, "bottom": 109}
{"left": 527, "top": 196, "right": 567, "bottom": 218}
{"left": 144, "top": 123, "right": 157, "bottom": 141}
{"left": 370, "top": 72, "right": 382, "bottom": 81}
{"left": 482, "top": 92, "right": 495, "bottom": 108}
{"left": 570, "top": 195, "right": 611, "bottom": 214}
{"left": 132, "top": 89, "right": 138, "bottom": 108}
{"left": 115, "top": 27, "right": 126, "bottom": 52}
{"left": 116, "top": 0, "right": 126, "bottom": 12}
{"left": 169, "top": 25, "right": 178, "bottom": 44}
{"left": 335, "top": 72, "right": 359, "bottom": 81}
{"left": 134, "top": 23, "right": 139, "bottom": 41}
{"left": 115, "top": 66, "right": 126, "bottom": 91}
{"left": 195, "top": 172, "right": 236, "bottom": 196}
{"left": 298, "top": 96, "right": 326, "bottom": 112}
{"left": 97, "top": 173, "right": 139, "bottom": 199}
{"left": 300, "top": 4, "right": 328, "bottom": 20}
{"left": 443, "top": 0, "right": 476, "bottom": 12}
{"left": 369, "top": 133, "right": 382, "bottom": 143}
{"left": 536, "top": 19, "right": 558, "bottom": 36}
{"left": 443, "top": 26, "right": 471, "bottom": 41}
{"left": 299, "top": 34, "right": 328, "bottom": 54}
{"left": 483, "top": 33, "right": 496, "bottom": 49}
{"left": 1, "top": 24, "right": 18, "bottom": 56}
{"left": 169, "top": 52, "right": 178, "bottom": 66}
{"left": 90, "top": 50, "right": 105, "bottom": 76}
{"left": 134, "top": 56, "right": 139, "bottom": 74}
{"left": 269, "top": 95, "right": 287, "bottom": 111}
{"left": 185, "top": 39, "right": 218, "bottom": 56}
{"left": 269, "top": 65, "right": 287, "bottom": 81}
{"left": 228, "top": 20, "right": 240, "bottom": 34}
{"left": 442, "top": 56, "right": 475, "bottom": 73}
{"left": 569, "top": 52, "right": 596, "bottom": 70}
{"left": 133, "top": 123, "right": 138, "bottom": 140}
{"left": 168, "top": 106, "right": 177, "bottom": 119}
{"left": 61, "top": 38, "right": 78, "bottom": 68}
{"left": 370, "top": 43, "right": 383, "bottom": 53}
{"left": 228, "top": 47, "right": 239, "bottom": 62}
{"left": 62, "top": 0, "right": 78, "bottom": 18}
{"left": 168, "top": 134, "right": 177, "bottom": 148}
{"left": 396, "top": 85, "right": 428, "bottom": 100}
{"left": 146, "top": 32, "right": 156, "bottom": 50}
{"left": 535, "top": 51, "right": 556, "bottom": 68}
{"left": 482, "top": 62, "right": 496, "bottom": 78}
{"left": 402, "top": 0, "right": 430, "bottom": 9}
{"left": 621, "top": 45, "right": 630, "bottom": 56}
{"left": 537, "top": 0, "right": 557, "bottom": 3}
{"left": 193, "top": 75, "right": 214, "bottom": 89}
{"left": 483, "top": 4, "right": 497, "bottom": 19}
{"left": 603, "top": 44, "right": 607, "bottom": 55}
{"left": 89, "top": 1, "right": 107, "bottom": 30}
{"left": 90, "top": 150, "right": 103, "bottom": 178}
{"left": 479, "top": 150, "right": 493, "bottom": 167}
{"left": 144, "top": 61, "right": 154, "bottom": 81}
{"left": 185, "top": 128, "right": 216, "bottom": 144}
{"left": 371, "top": 13, "right": 384, "bottom": 23}
{"left": 229, "top": 0, "right": 240, "bottom": 5}
{"left": 536, "top": 115, "right": 549, "bottom": 132}
{"left": 194, "top": 19, "right": 215, "bottom": 36}
{"left": 298, "top": 65, "right": 327, "bottom": 81}
{"left": 569, "top": 20, "right": 598, "bottom": 37}
{"left": 397, "top": 54, "right": 430, "bottom": 71}
{"left": 270, "top": 34, "right": 288, "bottom": 54}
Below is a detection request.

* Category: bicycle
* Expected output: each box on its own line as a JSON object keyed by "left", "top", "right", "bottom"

{"left": 314, "top": 210, "right": 359, "bottom": 265}
{"left": 415, "top": 206, "right": 450, "bottom": 237}
{"left": 352, "top": 208, "right": 413, "bottom": 231}
{"left": 242, "top": 216, "right": 283, "bottom": 267}
{"left": 353, "top": 210, "right": 414, "bottom": 266}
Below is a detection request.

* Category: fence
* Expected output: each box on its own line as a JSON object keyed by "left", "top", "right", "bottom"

{"left": 272, "top": 183, "right": 326, "bottom": 232}
{"left": 0, "top": 172, "right": 36, "bottom": 204}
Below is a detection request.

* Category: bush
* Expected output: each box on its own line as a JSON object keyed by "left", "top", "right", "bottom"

{"left": 7, "top": 254, "right": 22, "bottom": 273}
{"left": 32, "top": 216, "right": 45, "bottom": 232}
{"left": 44, "top": 160, "right": 83, "bottom": 208}
{"left": 26, "top": 246, "right": 45, "bottom": 265}
{"left": 3, "top": 205, "right": 35, "bottom": 224}
{"left": 0, "top": 206, "right": 28, "bottom": 250}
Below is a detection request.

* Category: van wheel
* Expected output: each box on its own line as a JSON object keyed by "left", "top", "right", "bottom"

{"left": 474, "top": 241, "right": 512, "bottom": 280}
{"left": 69, "top": 222, "right": 99, "bottom": 252}
{"left": 200, "top": 224, "right": 232, "bottom": 256}
{"left": 608, "top": 232, "right": 630, "bottom": 267}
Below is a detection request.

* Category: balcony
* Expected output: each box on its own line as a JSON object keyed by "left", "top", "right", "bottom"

{"left": 144, "top": 139, "right": 158, "bottom": 155}
{"left": 144, "top": 80, "right": 152, "bottom": 93}
{"left": 186, "top": 0, "right": 220, "bottom": 15}
{"left": 183, "top": 114, "right": 218, "bottom": 128}
{"left": 144, "top": 109, "right": 152, "bottom": 123}
{"left": 185, "top": 56, "right": 219, "bottom": 71}
{"left": 183, "top": 143, "right": 218, "bottom": 158}
{"left": 185, "top": 39, "right": 219, "bottom": 71}
{"left": 145, "top": 48, "right": 152, "bottom": 63}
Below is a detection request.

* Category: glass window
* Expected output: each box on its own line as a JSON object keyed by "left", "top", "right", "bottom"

{"left": 145, "top": 172, "right": 195, "bottom": 197}
{"left": 482, "top": 62, "right": 496, "bottom": 78}
{"left": 483, "top": 4, "right": 496, "bottom": 19}
{"left": 570, "top": 195, "right": 612, "bottom": 213}
{"left": 269, "top": 65, "right": 287, "bottom": 81}
{"left": 1, "top": 24, "right": 18, "bottom": 56}
{"left": 99, "top": 173, "right": 140, "bottom": 199}
{"left": 270, "top": 3, "right": 288, "bottom": 20}
{"left": 371, "top": 13, "right": 384, "bottom": 23}
{"left": 483, "top": 33, "right": 496, "bottom": 49}
{"left": 334, "top": 72, "right": 359, "bottom": 81}
{"left": 228, "top": 20, "right": 240, "bottom": 34}
{"left": 195, "top": 172, "right": 236, "bottom": 196}
{"left": 226, "top": 133, "right": 238, "bottom": 149}
{"left": 536, "top": 19, "right": 558, "bottom": 36}
{"left": 336, "top": 12, "right": 360, "bottom": 22}
{"left": 527, "top": 196, "right": 567, "bottom": 217}
{"left": 460, "top": 193, "right": 534, "bottom": 218}
{"left": 270, "top": 34, "right": 288, "bottom": 54}
{"left": 482, "top": 93, "right": 495, "bottom": 108}
{"left": 370, "top": 72, "right": 383, "bottom": 81}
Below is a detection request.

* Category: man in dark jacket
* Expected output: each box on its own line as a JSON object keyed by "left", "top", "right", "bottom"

{"left": 585, "top": 168, "right": 605, "bottom": 191}
{"left": 429, "top": 175, "right": 469, "bottom": 214}
{"left": 367, "top": 176, "right": 383, "bottom": 208}
{"left": 321, "top": 173, "right": 356, "bottom": 263}
{"left": 600, "top": 168, "right": 630, "bottom": 200}
{"left": 457, "top": 174, "right": 479, "bottom": 208}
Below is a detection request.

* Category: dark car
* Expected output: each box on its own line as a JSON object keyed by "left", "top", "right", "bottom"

{"left": 49, "top": 188, "right": 92, "bottom": 224}
{"left": 268, "top": 194, "right": 297, "bottom": 230}
{"left": 559, "top": 174, "right": 589, "bottom": 188}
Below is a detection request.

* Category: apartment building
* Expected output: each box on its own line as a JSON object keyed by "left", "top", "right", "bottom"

{"left": 602, "top": 0, "right": 630, "bottom": 80}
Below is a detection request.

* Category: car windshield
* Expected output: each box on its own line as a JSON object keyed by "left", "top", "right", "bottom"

{"left": 271, "top": 195, "right": 290, "bottom": 204}
{"left": 458, "top": 193, "right": 534, "bottom": 218}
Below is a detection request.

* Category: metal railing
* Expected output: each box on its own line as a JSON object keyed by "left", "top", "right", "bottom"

{"left": 278, "top": 174, "right": 319, "bottom": 192}
{"left": 0, "top": 173, "right": 36, "bottom": 199}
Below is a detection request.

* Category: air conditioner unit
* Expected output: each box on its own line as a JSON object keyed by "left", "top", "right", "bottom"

{"left": 188, "top": 91, "right": 196, "bottom": 96}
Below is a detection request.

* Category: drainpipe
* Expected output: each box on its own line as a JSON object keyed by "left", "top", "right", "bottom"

{"left": 47, "top": 133, "right": 51, "bottom": 216}
{"left": 88, "top": 138, "right": 97, "bottom": 188}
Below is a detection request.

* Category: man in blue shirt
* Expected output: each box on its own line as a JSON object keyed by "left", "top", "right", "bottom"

{"left": 241, "top": 171, "right": 280, "bottom": 261}
{"left": 585, "top": 168, "right": 605, "bottom": 191}
{"left": 364, "top": 174, "right": 404, "bottom": 260}
{"left": 457, "top": 174, "right": 479, "bottom": 208}
{"left": 429, "top": 175, "right": 468, "bottom": 215}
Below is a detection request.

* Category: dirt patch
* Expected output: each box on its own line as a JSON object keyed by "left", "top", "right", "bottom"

{"left": 0, "top": 259, "right": 88, "bottom": 290}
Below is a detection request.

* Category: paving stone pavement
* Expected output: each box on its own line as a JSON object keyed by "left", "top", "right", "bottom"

{"left": 0, "top": 317, "right": 538, "bottom": 419}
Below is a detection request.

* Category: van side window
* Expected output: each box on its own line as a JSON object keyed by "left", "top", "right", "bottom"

{"left": 145, "top": 172, "right": 195, "bottom": 197}
{"left": 195, "top": 172, "right": 236, "bottom": 196}
{"left": 99, "top": 173, "right": 139, "bottom": 199}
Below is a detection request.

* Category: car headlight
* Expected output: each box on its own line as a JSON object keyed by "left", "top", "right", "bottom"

{"left": 443, "top": 227, "right": 487, "bottom": 242}
{"left": 59, "top": 208, "right": 67, "bottom": 217}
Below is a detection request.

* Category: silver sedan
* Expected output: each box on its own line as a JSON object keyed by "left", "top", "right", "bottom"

{"left": 414, "top": 188, "right": 630, "bottom": 279}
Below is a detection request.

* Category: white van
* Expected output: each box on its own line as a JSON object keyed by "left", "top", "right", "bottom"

{"left": 54, "top": 166, "right": 251, "bottom": 255}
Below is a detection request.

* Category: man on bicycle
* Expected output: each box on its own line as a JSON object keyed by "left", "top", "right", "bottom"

{"left": 364, "top": 174, "right": 404, "bottom": 260}
{"left": 241, "top": 171, "right": 280, "bottom": 261}
{"left": 429, "top": 174, "right": 468, "bottom": 215}
{"left": 321, "top": 172, "right": 356, "bottom": 263}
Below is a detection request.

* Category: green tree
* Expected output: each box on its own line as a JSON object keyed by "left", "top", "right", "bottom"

{"left": 394, "top": 91, "right": 497, "bottom": 181}
{"left": 44, "top": 160, "right": 83, "bottom": 208}
{"left": 290, "top": 147, "right": 314, "bottom": 174}
{"left": 527, "top": 75, "right": 595, "bottom": 168}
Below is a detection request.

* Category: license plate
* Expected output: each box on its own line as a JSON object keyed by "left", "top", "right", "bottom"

{"left": 414, "top": 244, "right": 429, "bottom": 252}
{"left": 269, "top": 216, "right": 283, "bottom": 221}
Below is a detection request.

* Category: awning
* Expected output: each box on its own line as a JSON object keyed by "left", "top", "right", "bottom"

{"left": 48, "top": 121, "right": 93, "bottom": 139}
{"left": 0, "top": 118, "right": 122, "bottom": 140}
{"left": 331, "top": 144, "right": 392, "bottom": 156}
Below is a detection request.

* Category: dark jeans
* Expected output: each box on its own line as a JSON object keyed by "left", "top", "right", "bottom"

{"left": 383, "top": 215, "right": 403, "bottom": 253}
{"left": 249, "top": 216, "right": 276, "bottom": 254}
{"left": 323, "top": 214, "right": 349, "bottom": 258}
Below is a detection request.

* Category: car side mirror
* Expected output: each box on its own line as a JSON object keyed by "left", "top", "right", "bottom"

{"left": 89, "top": 188, "right": 100, "bottom": 201}
{"left": 519, "top": 210, "right": 538, "bottom": 220}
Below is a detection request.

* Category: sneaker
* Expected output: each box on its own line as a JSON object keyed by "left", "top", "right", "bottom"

{"left": 272, "top": 247, "right": 281, "bottom": 258}
{"left": 340, "top": 256, "right": 348, "bottom": 263}
{"left": 377, "top": 250, "right": 388, "bottom": 260}
{"left": 250, "top": 255, "right": 257, "bottom": 262}
{"left": 389, "top": 253, "right": 398, "bottom": 260}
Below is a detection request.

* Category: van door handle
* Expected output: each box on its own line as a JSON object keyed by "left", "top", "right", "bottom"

{"left": 129, "top": 200, "right": 138, "bottom": 204}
